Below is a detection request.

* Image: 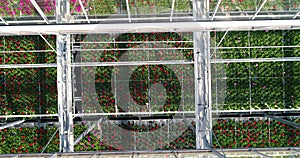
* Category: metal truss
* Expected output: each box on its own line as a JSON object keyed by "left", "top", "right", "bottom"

{"left": 0, "top": 20, "right": 300, "bottom": 35}
{"left": 0, "top": 0, "right": 299, "bottom": 156}
{"left": 194, "top": 0, "right": 211, "bottom": 150}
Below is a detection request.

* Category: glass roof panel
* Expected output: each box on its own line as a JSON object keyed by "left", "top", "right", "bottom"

{"left": 209, "top": 0, "right": 300, "bottom": 20}
{"left": 70, "top": 0, "right": 193, "bottom": 23}
{"left": 0, "top": 0, "right": 55, "bottom": 25}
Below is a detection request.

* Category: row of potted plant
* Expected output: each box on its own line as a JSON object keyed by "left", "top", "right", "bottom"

{"left": 0, "top": 117, "right": 299, "bottom": 154}
{"left": 79, "top": 32, "right": 194, "bottom": 113}
{"left": 0, "top": 35, "right": 57, "bottom": 115}
{"left": 0, "top": 121, "right": 196, "bottom": 153}
{"left": 212, "top": 30, "right": 300, "bottom": 110}
{"left": 209, "top": 0, "right": 300, "bottom": 12}
{"left": 213, "top": 118, "right": 300, "bottom": 148}
{"left": 0, "top": 0, "right": 192, "bottom": 18}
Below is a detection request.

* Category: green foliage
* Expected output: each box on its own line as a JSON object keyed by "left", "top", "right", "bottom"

{"left": 212, "top": 30, "right": 300, "bottom": 110}
{"left": 213, "top": 118, "right": 300, "bottom": 148}
{"left": 0, "top": 35, "right": 57, "bottom": 115}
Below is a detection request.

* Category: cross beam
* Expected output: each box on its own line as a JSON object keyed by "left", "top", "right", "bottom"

{"left": 0, "top": 20, "right": 299, "bottom": 35}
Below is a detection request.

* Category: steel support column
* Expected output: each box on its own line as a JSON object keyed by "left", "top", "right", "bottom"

{"left": 56, "top": 0, "right": 73, "bottom": 152}
{"left": 194, "top": 0, "right": 211, "bottom": 150}
{"left": 57, "top": 34, "right": 74, "bottom": 152}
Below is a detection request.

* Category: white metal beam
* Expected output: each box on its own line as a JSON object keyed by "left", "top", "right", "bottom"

{"left": 78, "top": 0, "right": 90, "bottom": 23}
{"left": 0, "top": 20, "right": 299, "bottom": 35}
{"left": 170, "top": 0, "right": 175, "bottom": 21}
{"left": 0, "top": 114, "right": 58, "bottom": 118}
{"left": 0, "top": 63, "right": 57, "bottom": 68}
{"left": 0, "top": 17, "right": 8, "bottom": 25}
{"left": 38, "top": 32, "right": 56, "bottom": 52}
{"left": 252, "top": 149, "right": 272, "bottom": 158}
{"left": 0, "top": 120, "right": 25, "bottom": 130}
{"left": 71, "top": 61, "right": 193, "bottom": 67}
{"left": 210, "top": 0, "right": 222, "bottom": 20}
{"left": 211, "top": 147, "right": 226, "bottom": 158}
{"left": 125, "top": 0, "right": 132, "bottom": 23}
{"left": 212, "top": 109, "right": 299, "bottom": 113}
{"left": 211, "top": 57, "right": 300, "bottom": 63}
{"left": 252, "top": 0, "right": 268, "bottom": 20}
{"left": 73, "top": 111, "right": 194, "bottom": 117}
{"left": 293, "top": 10, "right": 300, "bottom": 19}
{"left": 194, "top": 0, "right": 210, "bottom": 150}
{"left": 30, "top": 0, "right": 50, "bottom": 24}
{"left": 57, "top": 34, "right": 74, "bottom": 152}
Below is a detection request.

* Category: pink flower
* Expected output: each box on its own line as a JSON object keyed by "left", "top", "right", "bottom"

{"left": 76, "top": 5, "right": 81, "bottom": 12}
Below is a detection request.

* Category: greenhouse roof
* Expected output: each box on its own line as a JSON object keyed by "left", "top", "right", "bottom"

{"left": 0, "top": 0, "right": 299, "bottom": 26}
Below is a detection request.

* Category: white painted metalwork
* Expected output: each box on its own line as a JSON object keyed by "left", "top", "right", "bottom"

{"left": 30, "top": 0, "right": 50, "bottom": 24}
{"left": 170, "top": 0, "right": 175, "bottom": 21}
{"left": 252, "top": 149, "right": 272, "bottom": 158}
{"left": 78, "top": 0, "right": 90, "bottom": 23}
{"left": 0, "top": 64, "right": 57, "bottom": 68}
{"left": 210, "top": 0, "right": 222, "bottom": 20}
{"left": 194, "top": 0, "right": 211, "bottom": 150}
{"left": 0, "top": 120, "right": 25, "bottom": 130}
{"left": 125, "top": 0, "right": 132, "bottom": 23}
{"left": 0, "top": 20, "right": 300, "bottom": 35}
{"left": 0, "top": 17, "right": 8, "bottom": 25}
{"left": 212, "top": 45, "right": 300, "bottom": 49}
{"left": 212, "top": 109, "right": 300, "bottom": 114}
{"left": 57, "top": 34, "right": 74, "bottom": 152}
{"left": 0, "top": 114, "right": 58, "bottom": 118}
{"left": 71, "top": 61, "right": 194, "bottom": 67}
{"left": 211, "top": 57, "right": 300, "bottom": 63}
{"left": 38, "top": 32, "right": 57, "bottom": 52}
{"left": 293, "top": 10, "right": 300, "bottom": 19}
{"left": 73, "top": 111, "right": 194, "bottom": 117}
{"left": 252, "top": 0, "right": 268, "bottom": 20}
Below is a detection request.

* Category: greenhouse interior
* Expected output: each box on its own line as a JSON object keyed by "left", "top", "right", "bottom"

{"left": 0, "top": 0, "right": 300, "bottom": 157}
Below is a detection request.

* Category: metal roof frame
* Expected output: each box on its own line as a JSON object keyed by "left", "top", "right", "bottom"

{"left": 0, "top": 20, "right": 299, "bottom": 35}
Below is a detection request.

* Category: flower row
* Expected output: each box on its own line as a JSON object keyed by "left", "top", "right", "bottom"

{"left": 212, "top": 30, "right": 300, "bottom": 110}
{"left": 0, "top": 35, "right": 57, "bottom": 115}
{"left": 0, "top": 0, "right": 192, "bottom": 18}
{"left": 213, "top": 118, "right": 300, "bottom": 148}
